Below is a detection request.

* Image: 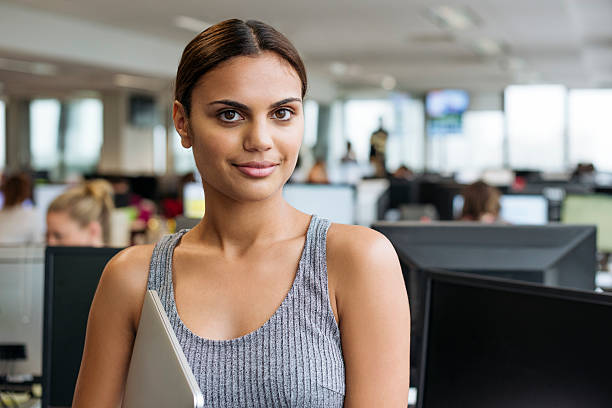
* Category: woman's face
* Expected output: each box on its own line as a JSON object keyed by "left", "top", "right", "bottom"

{"left": 46, "top": 211, "right": 103, "bottom": 247}
{"left": 173, "top": 52, "right": 304, "bottom": 203}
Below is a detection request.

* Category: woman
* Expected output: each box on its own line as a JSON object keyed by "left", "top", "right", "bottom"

{"left": 73, "top": 19, "right": 410, "bottom": 407}
{"left": 0, "top": 172, "right": 42, "bottom": 244}
{"left": 46, "top": 179, "right": 114, "bottom": 246}
{"left": 460, "top": 180, "right": 501, "bottom": 223}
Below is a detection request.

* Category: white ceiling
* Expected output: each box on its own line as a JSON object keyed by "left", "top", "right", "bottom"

{"left": 1, "top": 0, "right": 612, "bottom": 97}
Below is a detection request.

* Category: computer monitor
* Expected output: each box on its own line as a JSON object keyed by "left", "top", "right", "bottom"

{"left": 562, "top": 194, "right": 612, "bottom": 253}
{"left": 283, "top": 183, "right": 356, "bottom": 224}
{"left": 43, "top": 246, "right": 122, "bottom": 408}
{"left": 453, "top": 194, "right": 548, "bottom": 224}
{"left": 418, "top": 270, "right": 612, "bottom": 408}
{"left": 372, "top": 221, "right": 597, "bottom": 385}
{"left": 0, "top": 245, "right": 45, "bottom": 377}
{"left": 33, "top": 184, "right": 69, "bottom": 234}
{"left": 499, "top": 194, "right": 548, "bottom": 224}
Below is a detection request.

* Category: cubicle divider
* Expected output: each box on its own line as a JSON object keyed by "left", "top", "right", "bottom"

{"left": 0, "top": 245, "right": 45, "bottom": 377}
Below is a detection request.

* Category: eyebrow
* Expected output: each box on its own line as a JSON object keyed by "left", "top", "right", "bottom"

{"left": 209, "top": 97, "right": 302, "bottom": 112}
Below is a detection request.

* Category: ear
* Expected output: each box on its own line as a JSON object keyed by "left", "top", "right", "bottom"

{"left": 173, "top": 100, "right": 192, "bottom": 149}
{"left": 87, "top": 221, "right": 103, "bottom": 243}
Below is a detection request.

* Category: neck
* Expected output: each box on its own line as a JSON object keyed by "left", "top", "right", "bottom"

{"left": 189, "top": 184, "right": 308, "bottom": 255}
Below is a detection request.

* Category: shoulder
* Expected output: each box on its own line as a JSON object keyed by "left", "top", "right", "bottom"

{"left": 96, "top": 244, "right": 155, "bottom": 329}
{"left": 326, "top": 222, "right": 399, "bottom": 276}
{"left": 100, "top": 244, "right": 154, "bottom": 293}
{"left": 326, "top": 223, "right": 405, "bottom": 312}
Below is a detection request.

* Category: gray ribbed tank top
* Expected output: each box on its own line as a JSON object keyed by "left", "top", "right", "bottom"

{"left": 147, "top": 215, "right": 345, "bottom": 407}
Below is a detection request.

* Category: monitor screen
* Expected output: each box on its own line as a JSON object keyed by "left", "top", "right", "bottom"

{"left": 34, "top": 184, "right": 69, "bottom": 233}
{"left": 43, "top": 246, "right": 122, "bottom": 407}
{"left": 0, "top": 245, "right": 45, "bottom": 376}
{"left": 499, "top": 194, "right": 548, "bottom": 225}
{"left": 372, "top": 221, "right": 597, "bottom": 386}
{"left": 453, "top": 194, "right": 548, "bottom": 224}
{"left": 283, "top": 183, "right": 356, "bottom": 224}
{"left": 426, "top": 89, "right": 469, "bottom": 118}
{"left": 418, "top": 271, "right": 612, "bottom": 408}
{"left": 562, "top": 194, "right": 612, "bottom": 253}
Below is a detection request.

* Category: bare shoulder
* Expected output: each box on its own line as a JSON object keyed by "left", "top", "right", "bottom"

{"left": 100, "top": 244, "right": 154, "bottom": 290}
{"left": 327, "top": 223, "right": 400, "bottom": 279}
{"left": 96, "top": 244, "right": 155, "bottom": 329}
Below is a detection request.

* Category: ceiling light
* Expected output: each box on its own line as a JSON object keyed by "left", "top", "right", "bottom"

{"left": 426, "top": 6, "right": 479, "bottom": 31}
{"left": 329, "top": 62, "right": 348, "bottom": 75}
{"left": 114, "top": 74, "right": 160, "bottom": 90}
{"left": 174, "top": 16, "right": 211, "bottom": 33}
{"left": 472, "top": 38, "right": 504, "bottom": 56}
{"left": 381, "top": 75, "right": 397, "bottom": 90}
{"left": 0, "top": 57, "right": 57, "bottom": 76}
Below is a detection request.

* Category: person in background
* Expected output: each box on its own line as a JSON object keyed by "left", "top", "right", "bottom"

{"left": 46, "top": 179, "right": 114, "bottom": 246}
{"left": 307, "top": 158, "right": 330, "bottom": 184}
{"left": 460, "top": 180, "right": 501, "bottom": 223}
{"left": 341, "top": 141, "right": 357, "bottom": 163}
{"left": 0, "top": 172, "right": 42, "bottom": 244}
{"left": 392, "top": 165, "right": 414, "bottom": 180}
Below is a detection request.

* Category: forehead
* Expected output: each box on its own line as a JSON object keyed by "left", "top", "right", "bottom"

{"left": 192, "top": 52, "right": 302, "bottom": 104}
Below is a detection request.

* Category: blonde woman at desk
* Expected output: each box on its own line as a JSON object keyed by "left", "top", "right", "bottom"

{"left": 46, "top": 179, "right": 114, "bottom": 246}
{"left": 73, "top": 19, "right": 410, "bottom": 407}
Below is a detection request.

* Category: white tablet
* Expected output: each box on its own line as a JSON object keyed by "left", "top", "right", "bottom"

{"left": 123, "top": 290, "right": 204, "bottom": 408}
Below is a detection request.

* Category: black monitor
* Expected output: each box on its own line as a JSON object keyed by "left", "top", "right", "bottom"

{"left": 372, "top": 221, "right": 597, "bottom": 385}
{"left": 418, "top": 270, "right": 612, "bottom": 408}
{"left": 43, "top": 246, "right": 122, "bottom": 408}
{"left": 373, "top": 222, "right": 597, "bottom": 289}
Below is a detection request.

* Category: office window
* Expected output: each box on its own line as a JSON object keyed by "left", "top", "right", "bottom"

{"left": 568, "top": 89, "right": 612, "bottom": 172}
{"left": 0, "top": 100, "right": 5, "bottom": 171}
{"left": 64, "top": 98, "right": 103, "bottom": 172}
{"left": 171, "top": 127, "right": 196, "bottom": 175}
{"left": 387, "top": 95, "right": 425, "bottom": 172}
{"left": 30, "top": 99, "right": 61, "bottom": 171}
{"left": 426, "top": 111, "right": 503, "bottom": 173}
{"left": 342, "top": 99, "right": 395, "bottom": 163}
{"left": 303, "top": 99, "right": 318, "bottom": 148}
{"left": 505, "top": 85, "right": 566, "bottom": 171}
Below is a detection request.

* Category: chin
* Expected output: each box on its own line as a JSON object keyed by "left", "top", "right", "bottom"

{"left": 231, "top": 182, "right": 285, "bottom": 203}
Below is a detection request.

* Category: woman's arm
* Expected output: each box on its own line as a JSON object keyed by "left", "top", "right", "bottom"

{"left": 328, "top": 225, "right": 410, "bottom": 407}
{"left": 72, "top": 245, "right": 153, "bottom": 408}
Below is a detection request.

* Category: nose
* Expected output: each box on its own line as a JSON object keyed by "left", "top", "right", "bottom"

{"left": 243, "top": 118, "right": 273, "bottom": 152}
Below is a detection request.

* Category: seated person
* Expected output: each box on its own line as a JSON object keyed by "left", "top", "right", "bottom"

{"left": 46, "top": 179, "right": 114, "bottom": 246}
{"left": 0, "top": 172, "right": 42, "bottom": 244}
{"left": 460, "top": 180, "right": 501, "bottom": 223}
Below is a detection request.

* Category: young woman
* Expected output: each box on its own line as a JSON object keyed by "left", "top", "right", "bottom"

{"left": 46, "top": 179, "right": 114, "bottom": 246}
{"left": 0, "top": 172, "right": 42, "bottom": 244}
{"left": 73, "top": 19, "right": 410, "bottom": 407}
{"left": 459, "top": 180, "right": 502, "bottom": 223}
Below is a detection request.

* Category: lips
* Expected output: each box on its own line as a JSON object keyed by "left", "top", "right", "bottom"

{"left": 233, "top": 161, "right": 279, "bottom": 178}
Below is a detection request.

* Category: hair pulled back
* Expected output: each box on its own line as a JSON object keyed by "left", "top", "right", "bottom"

{"left": 47, "top": 179, "right": 115, "bottom": 244}
{"left": 175, "top": 19, "right": 307, "bottom": 116}
{"left": 1, "top": 172, "right": 31, "bottom": 208}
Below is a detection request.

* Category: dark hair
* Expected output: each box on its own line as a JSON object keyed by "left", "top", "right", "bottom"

{"left": 1, "top": 172, "right": 31, "bottom": 208}
{"left": 175, "top": 19, "right": 307, "bottom": 116}
{"left": 460, "top": 180, "right": 501, "bottom": 220}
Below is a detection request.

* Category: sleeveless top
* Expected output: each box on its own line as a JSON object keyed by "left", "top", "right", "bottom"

{"left": 147, "top": 215, "right": 345, "bottom": 407}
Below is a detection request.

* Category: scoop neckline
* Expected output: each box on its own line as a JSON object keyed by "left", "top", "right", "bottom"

{"left": 167, "top": 215, "right": 316, "bottom": 345}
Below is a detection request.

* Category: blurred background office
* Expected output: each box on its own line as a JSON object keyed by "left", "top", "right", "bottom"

{"left": 3, "top": 0, "right": 612, "bottom": 406}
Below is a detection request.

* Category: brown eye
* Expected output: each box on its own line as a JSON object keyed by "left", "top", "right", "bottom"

{"left": 273, "top": 108, "right": 292, "bottom": 121}
{"left": 219, "top": 110, "right": 243, "bottom": 122}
